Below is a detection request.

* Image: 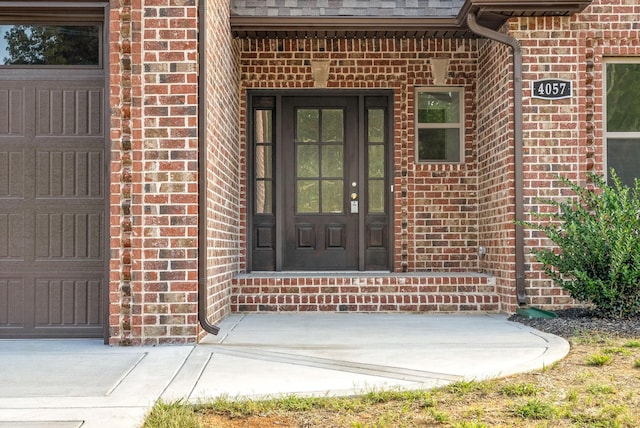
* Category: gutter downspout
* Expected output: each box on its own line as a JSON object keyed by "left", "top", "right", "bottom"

{"left": 197, "top": 0, "right": 220, "bottom": 335}
{"left": 467, "top": 12, "right": 527, "bottom": 306}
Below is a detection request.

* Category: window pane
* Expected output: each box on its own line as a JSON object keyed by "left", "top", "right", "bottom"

{"left": 297, "top": 180, "right": 319, "bottom": 213}
{"left": 607, "top": 64, "right": 640, "bottom": 132}
{"left": 368, "top": 145, "right": 384, "bottom": 178}
{"left": 322, "top": 180, "right": 343, "bottom": 213}
{"left": 255, "top": 110, "right": 272, "bottom": 143}
{"left": 368, "top": 180, "right": 385, "bottom": 213}
{"left": 297, "top": 145, "right": 319, "bottom": 178}
{"left": 607, "top": 138, "right": 640, "bottom": 187}
{"left": 296, "top": 109, "right": 319, "bottom": 142}
{"left": 255, "top": 181, "right": 272, "bottom": 214}
{"left": 321, "top": 109, "right": 343, "bottom": 142}
{"left": 418, "top": 128, "right": 460, "bottom": 162}
{"left": 255, "top": 145, "right": 272, "bottom": 179}
{"left": 368, "top": 109, "right": 385, "bottom": 143}
{"left": 0, "top": 25, "right": 100, "bottom": 65}
{"left": 321, "top": 145, "right": 343, "bottom": 178}
{"left": 417, "top": 91, "right": 460, "bottom": 124}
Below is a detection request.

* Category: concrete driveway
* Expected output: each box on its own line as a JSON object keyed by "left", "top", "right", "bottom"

{"left": 0, "top": 313, "right": 569, "bottom": 427}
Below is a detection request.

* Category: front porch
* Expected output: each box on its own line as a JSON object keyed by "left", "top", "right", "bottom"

{"left": 232, "top": 272, "right": 498, "bottom": 313}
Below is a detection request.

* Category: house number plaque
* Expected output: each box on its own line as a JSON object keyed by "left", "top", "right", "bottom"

{"left": 531, "top": 79, "right": 572, "bottom": 100}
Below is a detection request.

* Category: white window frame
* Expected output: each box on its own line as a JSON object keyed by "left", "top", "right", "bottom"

{"left": 415, "top": 86, "right": 465, "bottom": 164}
{"left": 603, "top": 57, "right": 640, "bottom": 183}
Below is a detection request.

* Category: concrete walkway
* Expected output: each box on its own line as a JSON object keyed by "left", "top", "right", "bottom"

{"left": 0, "top": 313, "right": 569, "bottom": 428}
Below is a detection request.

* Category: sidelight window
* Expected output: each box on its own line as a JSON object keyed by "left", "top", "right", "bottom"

{"left": 367, "top": 108, "right": 385, "bottom": 213}
{"left": 254, "top": 109, "right": 274, "bottom": 214}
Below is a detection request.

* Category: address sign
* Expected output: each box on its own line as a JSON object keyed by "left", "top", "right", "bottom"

{"left": 531, "top": 79, "right": 572, "bottom": 100}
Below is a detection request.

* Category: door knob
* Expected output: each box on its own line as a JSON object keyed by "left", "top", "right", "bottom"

{"left": 350, "top": 193, "right": 358, "bottom": 200}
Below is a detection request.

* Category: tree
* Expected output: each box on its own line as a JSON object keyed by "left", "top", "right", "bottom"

{"left": 2, "top": 25, "right": 99, "bottom": 65}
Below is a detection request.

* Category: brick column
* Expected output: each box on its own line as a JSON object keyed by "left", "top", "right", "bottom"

{"left": 110, "top": 0, "right": 200, "bottom": 345}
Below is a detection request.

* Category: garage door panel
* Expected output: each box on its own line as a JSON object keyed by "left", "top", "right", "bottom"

{"left": 0, "top": 150, "right": 25, "bottom": 197}
{"left": 35, "top": 212, "right": 103, "bottom": 260}
{"left": 0, "top": 279, "right": 25, "bottom": 327}
{"left": 36, "top": 86, "right": 103, "bottom": 137}
{"left": 34, "top": 277, "right": 103, "bottom": 327}
{"left": 36, "top": 149, "right": 104, "bottom": 198}
{"left": 0, "top": 72, "right": 106, "bottom": 338}
{"left": 0, "top": 88, "right": 24, "bottom": 136}
{"left": 0, "top": 212, "right": 25, "bottom": 259}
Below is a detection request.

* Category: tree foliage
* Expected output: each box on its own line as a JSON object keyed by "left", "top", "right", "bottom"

{"left": 525, "top": 171, "right": 640, "bottom": 318}
{"left": 2, "top": 25, "right": 99, "bottom": 65}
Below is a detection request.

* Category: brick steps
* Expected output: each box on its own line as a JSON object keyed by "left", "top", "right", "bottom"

{"left": 231, "top": 272, "right": 498, "bottom": 313}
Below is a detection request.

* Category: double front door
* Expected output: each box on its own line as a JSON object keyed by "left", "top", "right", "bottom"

{"left": 249, "top": 92, "right": 392, "bottom": 271}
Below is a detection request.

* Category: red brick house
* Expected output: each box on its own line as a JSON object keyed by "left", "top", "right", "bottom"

{"left": 1, "top": 0, "right": 638, "bottom": 344}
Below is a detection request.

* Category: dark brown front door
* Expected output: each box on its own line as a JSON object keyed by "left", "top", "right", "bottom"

{"left": 0, "top": 71, "right": 106, "bottom": 338}
{"left": 282, "top": 97, "right": 358, "bottom": 270}
{"left": 249, "top": 92, "right": 392, "bottom": 271}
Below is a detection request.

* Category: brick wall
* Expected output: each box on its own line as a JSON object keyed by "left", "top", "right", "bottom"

{"left": 103, "top": 0, "right": 640, "bottom": 344}
{"left": 238, "top": 38, "right": 481, "bottom": 274}
{"left": 475, "top": 37, "right": 518, "bottom": 312}
{"left": 507, "top": 0, "right": 640, "bottom": 310}
{"left": 109, "top": 0, "right": 137, "bottom": 346}
{"left": 202, "top": 0, "right": 241, "bottom": 336}
{"left": 110, "top": 0, "right": 201, "bottom": 345}
{"left": 232, "top": 273, "right": 498, "bottom": 312}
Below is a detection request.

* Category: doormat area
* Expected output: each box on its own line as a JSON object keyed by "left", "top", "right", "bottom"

{"left": 0, "top": 353, "right": 145, "bottom": 398}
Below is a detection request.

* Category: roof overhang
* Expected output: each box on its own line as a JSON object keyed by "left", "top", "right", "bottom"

{"left": 230, "top": 16, "right": 468, "bottom": 39}
{"left": 230, "top": 0, "right": 593, "bottom": 39}
{"left": 460, "top": 0, "right": 593, "bottom": 30}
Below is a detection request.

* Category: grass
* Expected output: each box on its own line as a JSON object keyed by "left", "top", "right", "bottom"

{"left": 510, "top": 398, "right": 557, "bottom": 419}
{"left": 586, "top": 352, "right": 613, "bottom": 366}
{"left": 499, "top": 382, "right": 541, "bottom": 397}
{"left": 143, "top": 400, "right": 204, "bottom": 428}
{"left": 143, "top": 334, "right": 640, "bottom": 428}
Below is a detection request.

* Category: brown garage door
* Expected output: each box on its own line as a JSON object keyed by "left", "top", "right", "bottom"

{"left": 0, "top": 66, "right": 106, "bottom": 338}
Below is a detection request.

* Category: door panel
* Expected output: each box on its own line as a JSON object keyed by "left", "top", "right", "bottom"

{"left": 282, "top": 97, "right": 358, "bottom": 270}
{"left": 0, "top": 75, "right": 105, "bottom": 338}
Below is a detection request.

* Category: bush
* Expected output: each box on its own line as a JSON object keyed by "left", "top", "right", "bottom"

{"left": 525, "top": 171, "right": 640, "bottom": 319}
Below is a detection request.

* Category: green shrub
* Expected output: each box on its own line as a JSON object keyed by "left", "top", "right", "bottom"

{"left": 524, "top": 171, "right": 640, "bottom": 319}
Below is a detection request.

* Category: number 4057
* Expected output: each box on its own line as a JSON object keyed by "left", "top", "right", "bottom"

{"left": 532, "top": 79, "right": 572, "bottom": 99}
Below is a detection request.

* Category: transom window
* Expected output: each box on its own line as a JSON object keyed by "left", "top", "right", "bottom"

{"left": 605, "top": 60, "right": 640, "bottom": 187}
{"left": 415, "top": 87, "right": 464, "bottom": 163}
{"left": 0, "top": 24, "right": 101, "bottom": 66}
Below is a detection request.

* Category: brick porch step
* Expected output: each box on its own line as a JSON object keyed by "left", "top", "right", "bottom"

{"left": 231, "top": 272, "right": 498, "bottom": 313}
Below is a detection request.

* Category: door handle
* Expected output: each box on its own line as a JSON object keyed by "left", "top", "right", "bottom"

{"left": 350, "top": 192, "right": 358, "bottom": 200}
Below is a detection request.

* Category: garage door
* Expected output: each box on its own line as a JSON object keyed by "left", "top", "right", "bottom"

{"left": 0, "top": 23, "right": 106, "bottom": 338}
